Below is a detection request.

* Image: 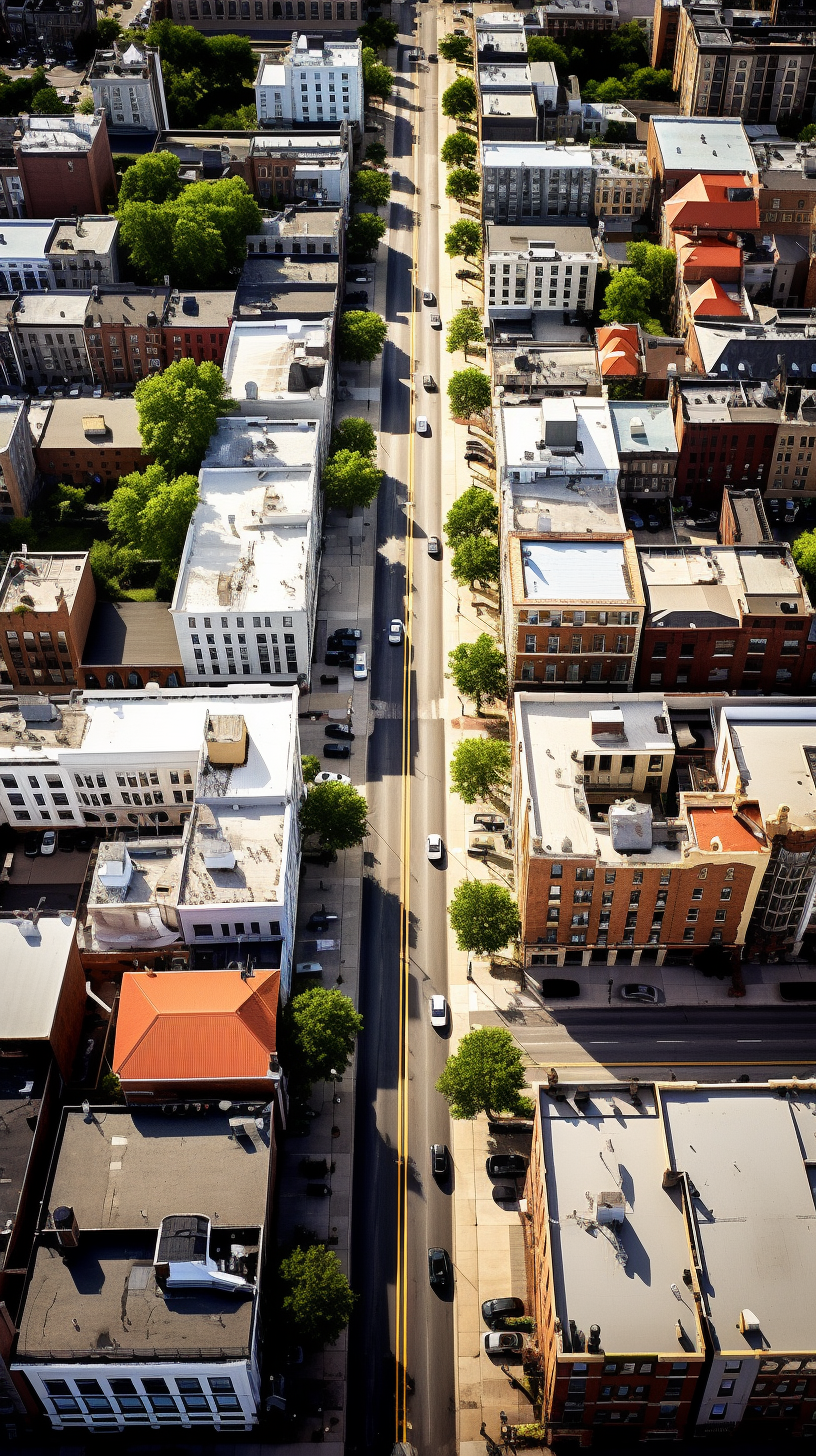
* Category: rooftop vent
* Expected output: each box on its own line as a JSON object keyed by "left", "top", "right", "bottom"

{"left": 739, "top": 1308, "right": 761, "bottom": 1334}
{"left": 205, "top": 712, "right": 248, "bottom": 767}
{"left": 629, "top": 416, "right": 646, "bottom": 437}
{"left": 609, "top": 799, "right": 653, "bottom": 853}
{"left": 98, "top": 848, "right": 133, "bottom": 889}
{"left": 202, "top": 837, "right": 237, "bottom": 871}
{"left": 590, "top": 707, "right": 625, "bottom": 738}
{"left": 593, "top": 1189, "right": 625, "bottom": 1225}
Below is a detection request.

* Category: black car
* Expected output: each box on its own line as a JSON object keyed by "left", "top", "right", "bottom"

{"left": 486, "top": 1154, "right": 528, "bottom": 1179}
{"left": 780, "top": 982, "right": 816, "bottom": 1001}
{"left": 541, "top": 978, "right": 580, "bottom": 999}
{"left": 307, "top": 911, "right": 339, "bottom": 929}
{"left": 325, "top": 723, "right": 354, "bottom": 739}
{"left": 57, "top": 829, "right": 75, "bottom": 852}
{"left": 428, "top": 1247, "right": 451, "bottom": 1288}
{"left": 324, "top": 743, "right": 351, "bottom": 758}
{"left": 23, "top": 837, "right": 39, "bottom": 858}
{"left": 325, "top": 650, "right": 354, "bottom": 666}
{"left": 320, "top": 674, "right": 338, "bottom": 685}
{"left": 75, "top": 833, "right": 91, "bottom": 852}
{"left": 482, "top": 1296, "right": 524, "bottom": 1328}
{"left": 474, "top": 813, "right": 505, "bottom": 832}
{"left": 344, "top": 291, "right": 369, "bottom": 305}
{"left": 329, "top": 626, "right": 362, "bottom": 640}
{"left": 431, "top": 1143, "right": 449, "bottom": 1178}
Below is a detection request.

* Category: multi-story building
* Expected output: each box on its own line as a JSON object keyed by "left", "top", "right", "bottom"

{"left": 773, "top": 382, "right": 816, "bottom": 501}
{"left": 637, "top": 544, "right": 816, "bottom": 693}
{"left": 248, "top": 134, "right": 350, "bottom": 210}
{"left": 11, "top": 1104, "right": 272, "bottom": 1432}
{"left": 13, "top": 116, "right": 117, "bottom": 220}
{"left": 80, "top": 600, "right": 184, "bottom": 692}
{"left": 662, "top": 168, "right": 759, "bottom": 246}
{"left": 532, "top": 63, "right": 583, "bottom": 141}
{"left": 84, "top": 286, "right": 168, "bottom": 386}
{"left": 673, "top": 4, "right": 816, "bottom": 126}
{"left": 0, "top": 220, "right": 60, "bottom": 293}
{"left": 168, "top": 0, "right": 362, "bottom": 34}
{"left": 491, "top": 339, "right": 603, "bottom": 398}
{"left": 88, "top": 40, "right": 170, "bottom": 134}
{"left": 478, "top": 64, "right": 539, "bottom": 143}
{"left": 222, "top": 317, "right": 334, "bottom": 450}
{"left": 161, "top": 289, "right": 235, "bottom": 368}
{"left": 171, "top": 416, "right": 322, "bottom": 685}
{"left": 592, "top": 147, "right": 653, "bottom": 222}
{"left": 751, "top": 136, "right": 816, "bottom": 235}
{"left": 525, "top": 1079, "right": 816, "bottom": 1445}
{"left": 609, "top": 401, "right": 678, "bottom": 506}
{"left": 236, "top": 255, "right": 338, "bottom": 321}
{"left": 476, "top": 10, "right": 529, "bottom": 64}
{"left": 0, "top": 398, "right": 40, "bottom": 517}
{"left": 646, "top": 114, "right": 756, "bottom": 213}
{"left": 687, "top": 316, "right": 816, "bottom": 383}
{"left": 3, "top": 0, "right": 95, "bottom": 52}
{"left": 486, "top": 223, "right": 597, "bottom": 316}
{"left": 246, "top": 207, "right": 343, "bottom": 259}
{"left": 718, "top": 486, "right": 773, "bottom": 546}
{"left": 46, "top": 217, "right": 119, "bottom": 291}
{"left": 34, "top": 399, "right": 151, "bottom": 486}
{"left": 596, "top": 323, "right": 693, "bottom": 396}
{"left": 255, "top": 35, "right": 363, "bottom": 127}
{"left": 0, "top": 550, "right": 96, "bottom": 692}
{"left": 512, "top": 693, "right": 770, "bottom": 970}
{"left": 651, "top": 0, "right": 681, "bottom": 69}
{"left": 482, "top": 143, "right": 594, "bottom": 222}
{"left": 10, "top": 293, "right": 94, "bottom": 386}
{"left": 535, "top": 0, "right": 620, "bottom": 33}
{"left": 672, "top": 377, "right": 783, "bottom": 503}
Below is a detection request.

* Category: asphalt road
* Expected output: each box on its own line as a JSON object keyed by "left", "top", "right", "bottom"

{"left": 348, "top": 8, "right": 456, "bottom": 1455}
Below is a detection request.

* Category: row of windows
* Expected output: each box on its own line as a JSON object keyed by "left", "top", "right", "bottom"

{"left": 520, "top": 661, "right": 629, "bottom": 683}
{"left": 193, "top": 920, "right": 281, "bottom": 937}
{"left": 46, "top": 1375, "right": 241, "bottom": 1419}
{"left": 523, "top": 635, "right": 632, "bottom": 655}
{"left": 187, "top": 615, "right": 293, "bottom": 629}
{"left": 519, "top": 609, "right": 637, "bottom": 627}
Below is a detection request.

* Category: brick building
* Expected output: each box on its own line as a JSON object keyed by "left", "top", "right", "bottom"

{"left": 671, "top": 378, "right": 782, "bottom": 506}
{"left": 165, "top": 0, "right": 362, "bottom": 34}
{"left": 0, "top": 398, "right": 40, "bottom": 517}
{"left": 608, "top": 401, "right": 678, "bottom": 507}
{"left": 751, "top": 137, "right": 816, "bottom": 235}
{"left": 83, "top": 286, "right": 168, "bottom": 388}
{"left": 512, "top": 694, "right": 770, "bottom": 970}
{"left": 11, "top": 293, "right": 94, "bottom": 387}
{"left": 646, "top": 115, "right": 756, "bottom": 214}
{"left": 13, "top": 116, "right": 117, "bottom": 220}
{"left": 161, "top": 289, "right": 235, "bottom": 366}
{"left": 79, "top": 601, "right": 184, "bottom": 691}
{"left": 636, "top": 544, "right": 816, "bottom": 694}
{"left": 34, "top": 399, "right": 151, "bottom": 487}
{"left": 651, "top": 0, "right": 681, "bottom": 68}
{"left": 719, "top": 487, "right": 773, "bottom": 545}
{"left": 771, "top": 382, "right": 816, "bottom": 502}
{"left": 672, "top": 6, "right": 816, "bottom": 128}
{"left": 0, "top": 551, "right": 96, "bottom": 690}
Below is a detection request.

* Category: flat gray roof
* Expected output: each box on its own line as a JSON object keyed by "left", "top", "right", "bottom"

{"left": 651, "top": 116, "right": 754, "bottom": 174}
{"left": 487, "top": 222, "right": 595, "bottom": 255}
{"left": 82, "top": 601, "right": 183, "bottom": 668}
{"left": 609, "top": 401, "right": 678, "bottom": 456}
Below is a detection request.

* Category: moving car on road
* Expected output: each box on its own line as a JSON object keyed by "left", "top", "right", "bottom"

{"left": 416, "top": 415, "right": 430, "bottom": 435}
{"left": 388, "top": 619, "right": 403, "bottom": 644}
{"left": 428, "top": 1247, "right": 451, "bottom": 1287}
{"left": 431, "top": 1143, "right": 449, "bottom": 1178}
{"left": 427, "top": 535, "right": 441, "bottom": 556}
{"left": 427, "top": 833, "right": 444, "bottom": 861}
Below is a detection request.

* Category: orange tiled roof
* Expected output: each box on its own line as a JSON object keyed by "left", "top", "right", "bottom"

{"left": 599, "top": 346, "right": 640, "bottom": 377}
{"left": 665, "top": 172, "right": 759, "bottom": 233}
{"left": 597, "top": 324, "right": 641, "bottom": 376}
{"left": 675, "top": 234, "right": 743, "bottom": 271}
{"left": 113, "top": 969, "right": 279, "bottom": 1082}
{"left": 596, "top": 323, "right": 639, "bottom": 351}
{"left": 688, "top": 805, "right": 766, "bottom": 855}
{"left": 687, "top": 278, "right": 743, "bottom": 318}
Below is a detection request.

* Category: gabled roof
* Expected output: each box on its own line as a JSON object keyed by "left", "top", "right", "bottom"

{"left": 676, "top": 234, "right": 743, "bottom": 272}
{"left": 113, "top": 969, "right": 279, "bottom": 1083}
{"left": 688, "top": 278, "right": 744, "bottom": 318}
{"left": 665, "top": 173, "right": 759, "bottom": 234}
{"left": 596, "top": 323, "right": 640, "bottom": 376}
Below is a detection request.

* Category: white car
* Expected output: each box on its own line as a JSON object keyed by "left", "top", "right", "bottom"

{"left": 389, "top": 619, "right": 403, "bottom": 644}
{"left": 484, "top": 1332, "right": 524, "bottom": 1353}
{"left": 313, "top": 771, "right": 351, "bottom": 785}
{"left": 40, "top": 830, "right": 56, "bottom": 856}
{"left": 416, "top": 415, "right": 430, "bottom": 435}
{"left": 353, "top": 651, "right": 368, "bottom": 680}
{"left": 296, "top": 961, "right": 323, "bottom": 975}
{"left": 427, "top": 833, "right": 443, "bottom": 861}
{"left": 430, "top": 994, "right": 448, "bottom": 1028}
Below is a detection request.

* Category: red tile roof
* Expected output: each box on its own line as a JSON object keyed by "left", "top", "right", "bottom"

{"left": 688, "top": 278, "right": 744, "bottom": 317}
{"left": 113, "top": 969, "right": 279, "bottom": 1083}
{"left": 665, "top": 172, "right": 759, "bottom": 234}
{"left": 675, "top": 234, "right": 743, "bottom": 274}
{"left": 688, "top": 806, "right": 766, "bottom": 855}
{"left": 596, "top": 324, "right": 641, "bottom": 377}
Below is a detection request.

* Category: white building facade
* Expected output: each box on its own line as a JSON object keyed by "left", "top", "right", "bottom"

{"left": 486, "top": 223, "right": 598, "bottom": 313}
{"left": 89, "top": 42, "right": 170, "bottom": 133}
{"left": 255, "top": 35, "right": 363, "bottom": 127}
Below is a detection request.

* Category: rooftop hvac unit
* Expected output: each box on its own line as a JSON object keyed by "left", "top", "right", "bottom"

{"left": 593, "top": 1189, "right": 625, "bottom": 1225}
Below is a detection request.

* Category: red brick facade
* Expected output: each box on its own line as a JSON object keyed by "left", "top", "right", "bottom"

{"left": 0, "top": 553, "right": 96, "bottom": 691}
{"left": 638, "top": 609, "right": 816, "bottom": 694}
{"left": 16, "top": 117, "right": 117, "bottom": 220}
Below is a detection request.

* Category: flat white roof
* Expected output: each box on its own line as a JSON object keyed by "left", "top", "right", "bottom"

{"left": 651, "top": 116, "right": 755, "bottom": 175}
{"left": 0, "top": 221, "right": 54, "bottom": 262}
{"left": 223, "top": 318, "right": 330, "bottom": 403}
{"left": 0, "top": 915, "right": 77, "bottom": 1041}
{"left": 259, "top": 62, "right": 287, "bottom": 86}
{"left": 718, "top": 705, "right": 816, "bottom": 830}
{"left": 482, "top": 142, "right": 593, "bottom": 169}
{"left": 522, "top": 540, "right": 629, "bottom": 601}
{"left": 501, "top": 398, "right": 620, "bottom": 479}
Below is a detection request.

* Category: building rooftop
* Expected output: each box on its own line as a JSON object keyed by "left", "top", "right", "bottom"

{"left": 0, "top": 221, "right": 55, "bottom": 262}
{"left": 477, "top": 29, "right": 529, "bottom": 54}
{"left": 492, "top": 342, "right": 601, "bottom": 397}
{"left": 163, "top": 290, "right": 236, "bottom": 328}
{"left": 113, "top": 969, "right": 279, "bottom": 1084}
{"left": 686, "top": 277, "right": 745, "bottom": 319}
{"left": 715, "top": 703, "right": 816, "bottom": 829}
{"left": 487, "top": 223, "right": 595, "bottom": 256}
{"left": 234, "top": 285, "right": 338, "bottom": 320}
{"left": 0, "top": 914, "right": 78, "bottom": 1044}
{"left": 89, "top": 40, "right": 158, "bottom": 79}
{"left": 725, "top": 488, "right": 772, "bottom": 544}
{"left": 84, "top": 287, "right": 168, "bottom": 329}
{"left": 475, "top": 9, "right": 527, "bottom": 29}
{"left": 0, "top": 399, "right": 26, "bottom": 454}
{"left": 202, "top": 414, "right": 319, "bottom": 475}
{"left": 537, "top": 1084, "right": 701, "bottom": 1355}
{"left": 482, "top": 142, "right": 592, "bottom": 169}
{"left": 259, "top": 208, "right": 343, "bottom": 240}
{"left": 222, "top": 318, "right": 331, "bottom": 404}
{"left": 665, "top": 171, "right": 759, "bottom": 233}
{"left": 47, "top": 217, "right": 118, "bottom": 257}
{"left": 0, "top": 551, "right": 88, "bottom": 614}
{"left": 0, "top": 1051, "right": 48, "bottom": 1271}
{"left": 478, "top": 63, "right": 533, "bottom": 90}
{"left": 750, "top": 138, "right": 816, "bottom": 186}
{"left": 678, "top": 377, "right": 783, "bottom": 421}
{"left": 694, "top": 319, "right": 816, "bottom": 379}
{"left": 240, "top": 256, "right": 337, "bottom": 289}
{"left": 15, "top": 116, "right": 103, "bottom": 153}
{"left": 36, "top": 398, "right": 142, "bottom": 451}
{"left": 179, "top": 802, "right": 284, "bottom": 908}
{"left": 638, "top": 545, "right": 808, "bottom": 626}
{"left": 289, "top": 34, "right": 360, "bottom": 67}
{"left": 499, "top": 397, "right": 619, "bottom": 479}
{"left": 249, "top": 132, "right": 346, "bottom": 158}
{"left": 482, "top": 91, "right": 537, "bottom": 117}
{"left": 651, "top": 116, "right": 755, "bottom": 175}
{"left": 82, "top": 602, "right": 182, "bottom": 669}
{"left": 503, "top": 474, "right": 624, "bottom": 534}
{"left": 609, "top": 401, "right": 678, "bottom": 456}
{"left": 13, "top": 293, "right": 92, "bottom": 327}
{"left": 521, "top": 539, "right": 632, "bottom": 602}
{"left": 591, "top": 147, "right": 651, "bottom": 178}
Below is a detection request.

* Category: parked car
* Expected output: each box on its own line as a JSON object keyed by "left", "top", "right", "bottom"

{"left": 325, "top": 723, "right": 355, "bottom": 739}
{"left": 320, "top": 674, "right": 339, "bottom": 686}
{"left": 431, "top": 1143, "right": 449, "bottom": 1178}
{"left": 422, "top": 289, "right": 436, "bottom": 305}
{"left": 329, "top": 635, "right": 360, "bottom": 651}
{"left": 427, "top": 535, "right": 441, "bottom": 556}
{"left": 486, "top": 1154, "right": 528, "bottom": 1178}
{"left": 541, "top": 978, "right": 580, "bottom": 999}
{"left": 482, "top": 1296, "right": 524, "bottom": 1327}
{"left": 75, "top": 833, "right": 91, "bottom": 852}
{"left": 492, "top": 1184, "right": 518, "bottom": 1203}
{"left": 430, "top": 314, "right": 442, "bottom": 329}
{"left": 324, "top": 742, "right": 351, "bottom": 758}
{"left": 345, "top": 291, "right": 369, "bottom": 305}
{"left": 40, "top": 830, "right": 56, "bottom": 856}
{"left": 429, "top": 993, "right": 448, "bottom": 1028}
{"left": 427, "top": 833, "right": 444, "bottom": 861}
{"left": 329, "top": 626, "right": 362, "bottom": 640}
{"left": 313, "top": 771, "right": 351, "bottom": 785}
{"left": 353, "top": 651, "right": 368, "bottom": 680}
{"left": 624, "top": 510, "right": 644, "bottom": 530}
{"left": 646, "top": 514, "right": 662, "bottom": 532}
{"left": 389, "top": 619, "right": 403, "bottom": 644}
{"left": 57, "top": 829, "right": 75, "bottom": 852}
{"left": 619, "top": 983, "right": 660, "bottom": 1004}
{"left": 325, "top": 650, "right": 354, "bottom": 666}
{"left": 473, "top": 813, "right": 505, "bottom": 831}
{"left": 484, "top": 1332, "right": 523, "bottom": 1353}
{"left": 296, "top": 961, "right": 323, "bottom": 975}
{"left": 307, "top": 911, "right": 339, "bottom": 929}
{"left": 416, "top": 415, "right": 430, "bottom": 435}
{"left": 780, "top": 982, "right": 816, "bottom": 1001}
{"left": 422, "top": 374, "right": 436, "bottom": 390}
{"left": 428, "top": 1246, "right": 451, "bottom": 1287}
{"left": 346, "top": 273, "right": 371, "bottom": 284}
{"left": 23, "top": 837, "right": 39, "bottom": 858}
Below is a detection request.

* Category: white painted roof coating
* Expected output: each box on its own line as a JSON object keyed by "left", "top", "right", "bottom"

{"left": 522, "top": 540, "right": 628, "bottom": 601}
{"left": 0, "top": 915, "right": 77, "bottom": 1041}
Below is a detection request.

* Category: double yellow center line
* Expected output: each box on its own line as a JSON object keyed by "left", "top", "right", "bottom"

{"left": 395, "top": 150, "right": 420, "bottom": 1447}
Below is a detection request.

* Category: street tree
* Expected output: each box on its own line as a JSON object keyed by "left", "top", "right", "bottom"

{"left": 134, "top": 359, "right": 235, "bottom": 475}
{"left": 107, "top": 463, "right": 198, "bottom": 570}
{"left": 347, "top": 211, "right": 387, "bottom": 260}
{"left": 301, "top": 755, "right": 321, "bottom": 783}
{"left": 448, "top": 882, "right": 521, "bottom": 957}
{"left": 444, "top": 218, "right": 482, "bottom": 260}
{"left": 450, "top": 534, "right": 500, "bottom": 589}
{"left": 300, "top": 781, "right": 368, "bottom": 850}
{"left": 446, "top": 310, "right": 484, "bottom": 357}
{"left": 440, "top": 130, "right": 478, "bottom": 169}
{"left": 364, "top": 140, "right": 388, "bottom": 166}
{"left": 447, "top": 633, "right": 507, "bottom": 713}
{"left": 446, "top": 166, "right": 480, "bottom": 202}
{"left": 362, "top": 47, "right": 394, "bottom": 100}
{"left": 444, "top": 484, "right": 498, "bottom": 547}
{"left": 96, "top": 15, "right": 123, "bottom": 43}
{"left": 118, "top": 150, "right": 182, "bottom": 205}
{"left": 330, "top": 417, "right": 377, "bottom": 458}
{"left": 279, "top": 1244, "right": 356, "bottom": 1350}
{"left": 322, "top": 449, "right": 384, "bottom": 511}
{"left": 437, "top": 33, "right": 473, "bottom": 64}
{"left": 441, "top": 76, "right": 477, "bottom": 119}
{"left": 526, "top": 34, "right": 569, "bottom": 67}
{"left": 599, "top": 269, "right": 655, "bottom": 328}
{"left": 449, "top": 738, "right": 511, "bottom": 803}
{"left": 625, "top": 239, "right": 676, "bottom": 322}
{"left": 582, "top": 76, "right": 626, "bottom": 102}
{"left": 338, "top": 310, "right": 387, "bottom": 362}
{"left": 357, "top": 15, "right": 398, "bottom": 48}
{"left": 436, "top": 1024, "right": 531, "bottom": 1120}
{"left": 284, "top": 985, "right": 363, "bottom": 1083}
{"left": 448, "top": 367, "right": 491, "bottom": 417}
{"left": 351, "top": 168, "right": 391, "bottom": 206}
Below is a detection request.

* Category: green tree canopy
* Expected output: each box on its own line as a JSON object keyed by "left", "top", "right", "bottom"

{"left": 583, "top": 76, "right": 626, "bottom": 102}
{"left": 89, "top": 539, "right": 141, "bottom": 598}
{"left": 338, "top": 310, "right": 388, "bottom": 362}
{"left": 347, "top": 211, "right": 387, "bottom": 260}
{"left": 625, "top": 65, "right": 675, "bottom": 99}
{"left": 526, "top": 34, "right": 569, "bottom": 68}
{"left": 448, "top": 367, "right": 491, "bottom": 417}
{"left": 77, "top": 93, "right": 96, "bottom": 114}
{"left": 446, "top": 310, "right": 484, "bottom": 357}
{"left": 451, "top": 535, "right": 500, "bottom": 589}
{"left": 203, "top": 103, "right": 257, "bottom": 129}
{"left": 357, "top": 15, "right": 398, "bottom": 48}
{"left": 625, "top": 240, "right": 676, "bottom": 322}
{"left": 589, "top": 119, "right": 630, "bottom": 145}
{"left": 449, "top": 738, "right": 511, "bottom": 804}
{"left": 330, "top": 417, "right": 377, "bottom": 458}
{"left": 437, "top": 1024, "right": 530, "bottom": 1120}
{"left": 438, "top": 33, "right": 473, "bottom": 64}
{"left": 448, "top": 634, "right": 507, "bottom": 713}
{"left": 793, "top": 528, "right": 816, "bottom": 593}
{"left": 107, "top": 464, "right": 198, "bottom": 570}
{"left": 31, "top": 87, "right": 71, "bottom": 114}
{"left": 608, "top": 19, "right": 649, "bottom": 67}
{"left": 279, "top": 1244, "right": 356, "bottom": 1350}
{"left": 441, "top": 130, "right": 478, "bottom": 169}
{"left": 362, "top": 47, "right": 394, "bottom": 99}
{"left": 144, "top": 22, "right": 256, "bottom": 128}
{"left": 118, "top": 174, "right": 262, "bottom": 285}
{"left": 444, "top": 484, "right": 498, "bottom": 547}
{"left": 96, "top": 15, "right": 123, "bottom": 43}
{"left": 800, "top": 122, "right": 816, "bottom": 142}
{"left": 441, "top": 76, "right": 477, "bottom": 119}
{"left": 444, "top": 218, "right": 482, "bottom": 260}
{"left": 284, "top": 985, "right": 363, "bottom": 1083}
{"left": 322, "top": 450, "right": 384, "bottom": 511}
{"left": 301, "top": 754, "right": 321, "bottom": 784}
{"left": 351, "top": 167, "right": 392, "bottom": 206}
{"left": 134, "top": 359, "right": 235, "bottom": 475}
{"left": 300, "top": 781, "right": 368, "bottom": 851}
{"left": 446, "top": 166, "right": 480, "bottom": 202}
{"left": 448, "top": 882, "right": 521, "bottom": 957}
{"left": 364, "top": 140, "right": 388, "bottom": 166}
{"left": 599, "top": 269, "right": 654, "bottom": 327}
